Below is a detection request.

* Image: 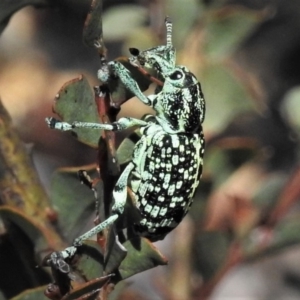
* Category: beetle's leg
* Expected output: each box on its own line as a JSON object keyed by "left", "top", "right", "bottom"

{"left": 73, "top": 162, "right": 135, "bottom": 246}
{"left": 45, "top": 117, "right": 148, "bottom": 132}
{"left": 107, "top": 61, "right": 157, "bottom": 107}
{"left": 108, "top": 61, "right": 160, "bottom": 107}
{"left": 111, "top": 162, "right": 135, "bottom": 214}
{"left": 73, "top": 214, "right": 119, "bottom": 246}
{"left": 50, "top": 151, "right": 136, "bottom": 253}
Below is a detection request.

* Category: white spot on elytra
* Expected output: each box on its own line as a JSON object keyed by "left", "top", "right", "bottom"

{"left": 151, "top": 206, "right": 160, "bottom": 217}
{"left": 164, "top": 174, "right": 171, "bottom": 184}
{"left": 168, "top": 184, "right": 175, "bottom": 195}
{"left": 141, "top": 198, "right": 147, "bottom": 206}
{"left": 176, "top": 181, "right": 183, "bottom": 189}
{"left": 172, "top": 155, "right": 179, "bottom": 165}
{"left": 169, "top": 201, "right": 176, "bottom": 208}
{"left": 139, "top": 182, "right": 148, "bottom": 197}
{"left": 172, "top": 136, "right": 180, "bottom": 147}
{"left": 160, "top": 219, "right": 172, "bottom": 227}
{"left": 148, "top": 185, "right": 154, "bottom": 192}
{"left": 155, "top": 186, "right": 161, "bottom": 193}
{"left": 149, "top": 162, "right": 155, "bottom": 171}
{"left": 159, "top": 207, "right": 167, "bottom": 216}
{"left": 158, "top": 195, "right": 164, "bottom": 202}
{"left": 145, "top": 204, "right": 152, "bottom": 213}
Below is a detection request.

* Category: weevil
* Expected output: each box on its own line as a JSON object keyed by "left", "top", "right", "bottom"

{"left": 45, "top": 18, "right": 205, "bottom": 254}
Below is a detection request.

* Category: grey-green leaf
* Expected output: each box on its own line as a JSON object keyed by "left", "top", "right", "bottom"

{"left": 53, "top": 75, "right": 101, "bottom": 148}
{"left": 83, "top": 0, "right": 104, "bottom": 48}
{"left": 10, "top": 286, "right": 47, "bottom": 300}
{"left": 50, "top": 166, "right": 98, "bottom": 243}
{"left": 117, "top": 237, "right": 168, "bottom": 281}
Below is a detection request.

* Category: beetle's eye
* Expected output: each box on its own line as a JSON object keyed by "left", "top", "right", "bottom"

{"left": 129, "top": 47, "right": 140, "bottom": 56}
{"left": 169, "top": 70, "right": 183, "bottom": 80}
{"left": 129, "top": 48, "right": 140, "bottom": 56}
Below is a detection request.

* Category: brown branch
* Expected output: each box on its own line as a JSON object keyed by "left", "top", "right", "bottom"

{"left": 266, "top": 167, "right": 300, "bottom": 226}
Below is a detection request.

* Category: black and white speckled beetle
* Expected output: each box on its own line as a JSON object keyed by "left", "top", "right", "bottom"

{"left": 46, "top": 18, "right": 205, "bottom": 254}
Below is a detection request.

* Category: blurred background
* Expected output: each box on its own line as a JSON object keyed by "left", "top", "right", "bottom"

{"left": 2, "top": 0, "right": 300, "bottom": 299}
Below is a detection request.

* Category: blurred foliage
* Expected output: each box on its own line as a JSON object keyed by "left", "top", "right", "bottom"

{"left": 0, "top": 0, "right": 52, "bottom": 35}
{"left": 1, "top": 0, "right": 300, "bottom": 299}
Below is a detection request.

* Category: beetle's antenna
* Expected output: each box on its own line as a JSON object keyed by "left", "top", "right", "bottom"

{"left": 165, "top": 17, "right": 173, "bottom": 47}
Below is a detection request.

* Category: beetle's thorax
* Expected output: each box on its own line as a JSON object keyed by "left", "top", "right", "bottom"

{"left": 153, "top": 81, "right": 204, "bottom": 134}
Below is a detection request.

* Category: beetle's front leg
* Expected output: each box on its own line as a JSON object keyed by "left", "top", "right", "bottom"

{"left": 45, "top": 117, "right": 148, "bottom": 132}
{"left": 107, "top": 61, "right": 156, "bottom": 107}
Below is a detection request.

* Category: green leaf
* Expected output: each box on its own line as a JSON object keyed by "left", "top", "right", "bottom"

{"left": 104, "top": 229, "right": 127, "bottom": 274}
{"left": 102, "top": 5, "right": 147, "bottom": 41}
{"left": 202, "top": 64, "right": 254, "bottom": 132}
{"left": 52, "top": 240, "right": 116, "bottom": 299}
{"left": 0, "top": 206, "right": 49, "bottom": 253}
{"left": 166, "top": 0, "right": 201, "bottom": 47}
{"left": 117, "top": 237, "right": 168, "bottom": 281}
{"left": 243, "top": 216, "right": 300, "bottom": 259}
{"left": 123, "top": 27, "right": 160, "bottom": 56}
{"left": 252, "top": 174, "right": 287, "bottom": 211}
{"left": 62, "top": 275, "right": 113, "bottom": 300}
{"left": 116, "top": 130, "right": 141, "bottom": 166}
{"left": 0, "top": 0, "right": 51, "bottom": 35}
{"left": 72, "top": 237, "right": 125, "bottom": 283}
{"left": 204, "top": 148, "right": 234, "bottom": 189}
{"left": 83, "top": 0, "right": 104, "bottom": 48}
{"left": 53, "top": 75, "right": 101, "bottom": 148}
{"left": 107, "top": 281, "right": 129, "bottom": 300}
{"left": 0, "top": 291, "right": 6, "bottom": 300}
{"left": 10, "top": 286, "right": 47, "bottom": 300}
{"left": 76, "top": 240, "right": 105, "bottom": 280}
{"left": 272, "top": 217, "right": 300, "bottom": 250}
{"left": 50, "top": 166, "right": 98, "bottom": 243}
{"left": 282, "top": 86, "right": 300, "bottom": 132}
{"left": 0, "top": 100, "right": 60, "bottom": 247}
{"left": 204, "top": 7, "right": 266, "bottom": 60}
{"left": 193, "top": 231, "right": 231, "bottom": 281}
